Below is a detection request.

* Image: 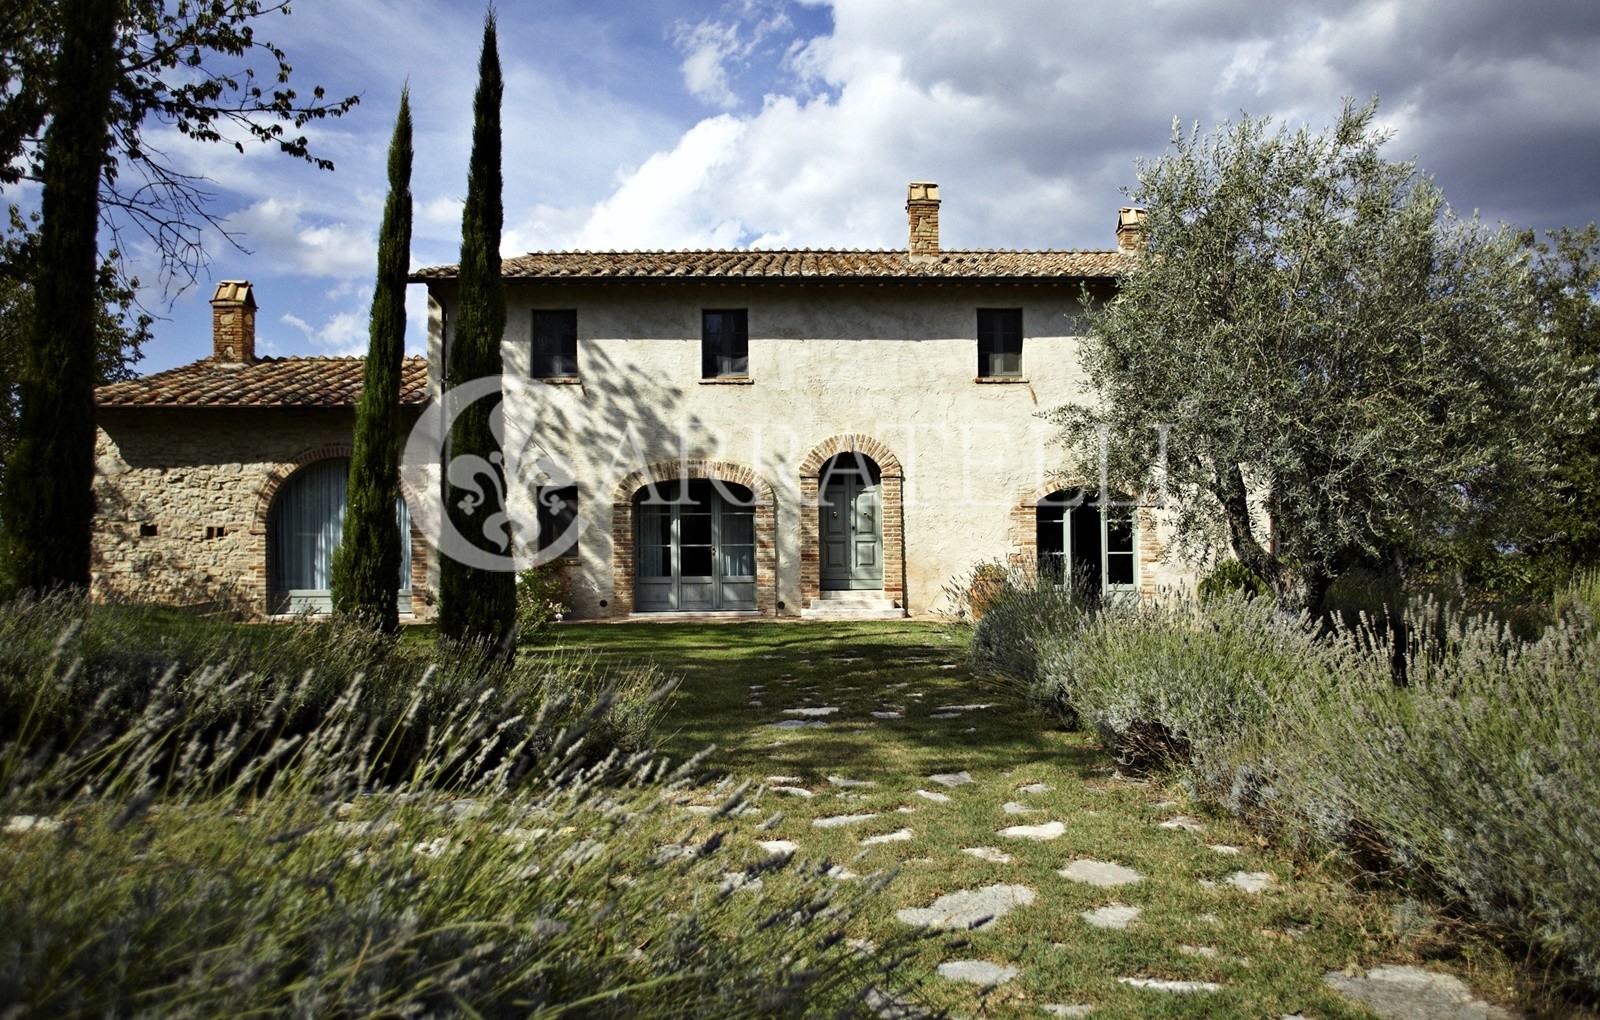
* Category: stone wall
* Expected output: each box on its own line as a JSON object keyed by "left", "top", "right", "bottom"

{"left": 92, "top": 407, "right": 432, "bottom": 618}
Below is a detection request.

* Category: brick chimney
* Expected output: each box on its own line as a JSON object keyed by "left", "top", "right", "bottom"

{"left": 906, "top": 181, "right": 940, "bottom": 257}
{"left": 210, "top": 280, "right": 256, "bottom": 363}
{"left": 1116, "top": 207, "right": 1147, "bottom": 253}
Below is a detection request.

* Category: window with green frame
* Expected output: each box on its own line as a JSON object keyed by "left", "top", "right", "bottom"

{"left": 1036, "top": 488, "right": 1136, "bottom": 600}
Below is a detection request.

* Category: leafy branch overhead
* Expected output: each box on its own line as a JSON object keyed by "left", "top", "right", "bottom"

{"left": 1, "top": 0, "right": 359, "bottom": 287}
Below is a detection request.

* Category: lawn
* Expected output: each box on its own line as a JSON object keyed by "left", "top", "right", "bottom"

{"left": 521, "top": 619, "right": 1506, "bottom": 1020}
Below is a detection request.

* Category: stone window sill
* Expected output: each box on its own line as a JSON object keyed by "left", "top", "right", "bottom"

{"left": 535, "top": 376, "right": 582, "bottom": 385}
{"left": 699, "top": 376, "right": 755, "bottom": 385}
{"left": 975, "top": 376, "right": 1029, "bottom": 384}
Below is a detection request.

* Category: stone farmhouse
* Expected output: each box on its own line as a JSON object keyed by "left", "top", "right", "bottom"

{"left": 91, "top": 184, "right": 1193, "bottom": 621}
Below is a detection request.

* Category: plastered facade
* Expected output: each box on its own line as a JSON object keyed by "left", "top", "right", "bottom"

{"left": 423, "top": 277, "right": 1196, "bottom": 618}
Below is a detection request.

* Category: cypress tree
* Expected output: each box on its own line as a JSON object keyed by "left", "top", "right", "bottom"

{"left": 330, "top": 90, "right": 413, "bottom": 633}
{"left": 437, "top": 14, "right": 516, "bottom": 647}
{"left": 0, "top": 0, "right": 120, "bottom": 597}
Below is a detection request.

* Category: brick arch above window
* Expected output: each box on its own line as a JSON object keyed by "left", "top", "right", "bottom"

{"left": 250, "top": 444, "right": 431, "bottom": 613}
{"left": 251, "top": 444, "right": 354, "bottom": 536}
{"left": 608, "top": 459, "right": 778, "bottom": 617}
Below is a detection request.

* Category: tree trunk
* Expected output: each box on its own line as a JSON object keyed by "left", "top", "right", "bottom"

{"left": 0, "top": 0, "right": 119, "bottom": 596}
{"left": 1218, "top": 462, "right": 1287, "bottom": 599}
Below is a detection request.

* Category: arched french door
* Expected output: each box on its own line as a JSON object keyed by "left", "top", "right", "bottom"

{"left": 1037, "top": 488, "right": 1136, "bottom": 601}
{"left": 819, "top": 452, "right": 883, "bottom": 591}
{"left": 267, "top": 458, "right": 412, "bottom": 614}
{"left": 633, "top": 479, "right": 758, "bottom": 612}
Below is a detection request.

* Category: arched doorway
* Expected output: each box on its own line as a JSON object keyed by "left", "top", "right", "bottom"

{"left": 818, "top": 452, "right": 883, "bottom": 591}
{"left": 267, "top": 458, "right": 412, "bottom": 614}
{"left": 633, "top": 479, "right": 758, "bottom": 612}
{"left": 1037, "top": 488, "right": 1136, "bottom": 601}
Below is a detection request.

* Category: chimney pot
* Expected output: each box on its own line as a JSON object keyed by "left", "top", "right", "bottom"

{"left": 1116, "top": 207, "right": 1147, "bottom": 253}
{"left": 211, "top": 280, "right": 257, "bottom": 363}
{"left": 906, "top": 181, "right": 941, "bottom": 257}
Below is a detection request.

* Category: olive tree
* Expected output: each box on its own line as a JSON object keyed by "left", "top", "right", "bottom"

{"left": 1054, "top": 99, "right": 1560, "bottom": 610}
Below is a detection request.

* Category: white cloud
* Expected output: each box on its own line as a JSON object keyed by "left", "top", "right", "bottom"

{"left": 558, "top": 0, "right": 1600, "bottom": 253}
{"left": 281, "top": 310, "right": 368, "bottom": 357}
{"left": 676, "top": 21, "right": 745, "bottom": 109}
{"left": 228, "top": 198, "right": 374, "bottom": 279}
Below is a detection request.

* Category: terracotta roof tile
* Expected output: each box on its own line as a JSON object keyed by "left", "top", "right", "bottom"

{"left": 96, "top": 356, "right": 430, "bottom": 409}
{"left": 410, "top": 248, "right": 1131, "bottom": 282}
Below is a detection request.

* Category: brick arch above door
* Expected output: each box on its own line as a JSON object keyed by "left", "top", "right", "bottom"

{"left": 608, "top": 459, "right": 777, "bottom": 617}
{"left": 799, "top": 434, "right": 906, "bottom": 611}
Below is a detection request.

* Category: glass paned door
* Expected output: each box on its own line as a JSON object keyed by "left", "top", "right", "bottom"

{"left": 633, "top": 480, "right": 757, "bottom": 612}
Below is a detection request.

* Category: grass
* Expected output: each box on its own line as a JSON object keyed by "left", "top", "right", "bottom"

{"left": 520, "top": 620, "right": 1525, "bottom": 1019}
{"left": 1, "top": 603, "right": 930, "bottom": 1017}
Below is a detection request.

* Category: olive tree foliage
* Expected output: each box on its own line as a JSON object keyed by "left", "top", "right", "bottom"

{"left": 1052, "top": 99, "right": 1560, "bottom": 610}
{"left": 1523, "top": 224, "right": 1600, "bottom": 578}
{"left": 1, "top": 0, "right": 359, "bottom": 289}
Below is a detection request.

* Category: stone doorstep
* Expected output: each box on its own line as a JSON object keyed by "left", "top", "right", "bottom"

{"left": 802, "top": 590, "right": 904, "bottom": 620}
{"left": 800, "top": 605, "right": 906, "bottom": 620}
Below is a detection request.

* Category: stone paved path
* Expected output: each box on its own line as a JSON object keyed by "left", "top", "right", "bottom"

{"left": 640, "top": 623, "right": 1524, "bottom": 1020}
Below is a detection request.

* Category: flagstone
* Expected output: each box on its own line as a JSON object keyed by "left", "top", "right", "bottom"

{"left": 1081, "top": 905, "right": 1141, "bottom": 929}
{"left": 1226, "top": 871, "right": 1275, "bottom": 893}
{"left": 998, "top": 820, "right": 1065, "bottom": 840}
{"left": 961, "top": 846, "right": 1013, "bottom": 863}
{"left": 937, "top": 960, "right": 1019, "bottom": 985}
{"left": 914, "top": 789, "right": 951, "bottom": 803}
{"left": 1060, "top": 859, "right": 1143, "bottom": 887}
{"left": 828, "top": 775, "right": 874, "bottom": 788}
{"left": 1001, "top": 801, "right": 1041, "bottom": 814}
{"left": 1159, "top": 815, "right": 1206, "bottom": 831}
{"left": 862, "top": 828, "right": 914, "bottom": 846}
{"left": 1119, "top": 977, "right": 1222, "bottom": 993}
{"left": 812, "top": 813, "right": 880, "bottom": 828}
{"left": 895, "top": 884, "right": 1036, "bottom": 930}
{"left": 758, "top": 839, "right": 799, "bottom": 855}
{"left": 928, "top": 770, "right": 975, "bottom": 787}
{"left": 1322, "top": 964, "right": 1514, "bottom": 1020}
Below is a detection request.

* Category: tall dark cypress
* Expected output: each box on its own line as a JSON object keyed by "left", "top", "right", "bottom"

{"left": 331, "top": 90, "right": 413, "bottom": 633}
{"left": 437, "top": 14, "right": 515, "bottom": 647}
{"left": 0, "top": 0, "right": 121, "bottom": 597}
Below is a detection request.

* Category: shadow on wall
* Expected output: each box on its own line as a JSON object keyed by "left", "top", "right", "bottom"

{"left": 90, "top": 478, "right": 256, "bottom": 616}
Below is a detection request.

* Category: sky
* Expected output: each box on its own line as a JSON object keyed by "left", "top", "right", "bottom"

{"left": 23, "top": 0, "right": 1600, "bottom": 373}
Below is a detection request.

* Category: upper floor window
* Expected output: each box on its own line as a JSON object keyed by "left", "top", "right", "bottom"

{"left": 702, "top": 309, "right": 749, "bottom": 378}
{"left": 533, "top": 310, "right": 578, "bottom": 379}
{"left": 536, "top": 484, "right": 579, "bottom": 560}
{"left": 977, "top": 308, "right": 1023, "bottom": 378}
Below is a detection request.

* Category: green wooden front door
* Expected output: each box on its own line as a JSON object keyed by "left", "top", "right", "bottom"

{"left": 819, "top": 459, "right": 883, "bottom": 591}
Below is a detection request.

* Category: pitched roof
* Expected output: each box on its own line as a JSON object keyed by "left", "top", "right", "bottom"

{"left": 410, "top": 248, "right": 1132, "bottom": 282}
{"left": 96, "top": 356, "right": 430, "bottom": 409}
